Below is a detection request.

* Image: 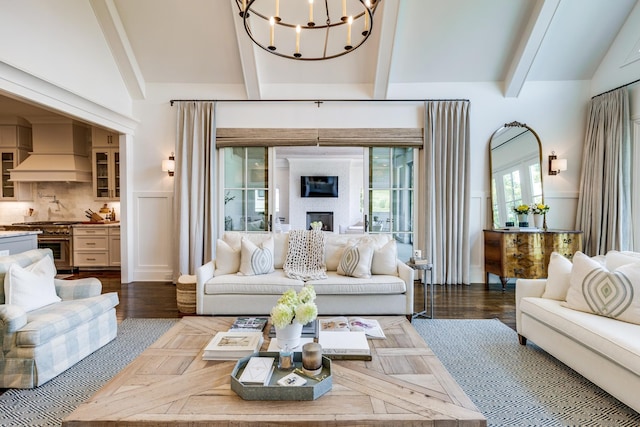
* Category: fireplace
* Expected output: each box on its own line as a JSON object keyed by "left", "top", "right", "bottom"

{"left": 306, "top": 212, "right": 333, "bottom": 232}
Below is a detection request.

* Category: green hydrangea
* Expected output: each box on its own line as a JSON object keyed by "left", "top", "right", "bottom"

{"left": 270, "top": 285, "right": 318, "bottom": 329}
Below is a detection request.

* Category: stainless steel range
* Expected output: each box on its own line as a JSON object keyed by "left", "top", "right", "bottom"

{"left": 5, "top": 221, "right": 81, "bottom": 271}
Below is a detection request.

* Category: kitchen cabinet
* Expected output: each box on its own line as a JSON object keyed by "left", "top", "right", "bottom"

{"left": 73, "top": 225, "right": 120, "bottom": 268}
{"left": 0, "top": 231, "right": 39, "bottom": 256}
{"left": 0, "top": 125, "right": 32, "bottom": 200}
{"left": 92, "top": 128, "right": 120, "bottom": 200}
{"left": 483, "top": 229, "right": 582, "bottom": 290}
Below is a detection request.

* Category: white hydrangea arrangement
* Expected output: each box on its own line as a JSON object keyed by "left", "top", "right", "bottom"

{"left": 270, "top": 285, "right": 318, "bottom": 329}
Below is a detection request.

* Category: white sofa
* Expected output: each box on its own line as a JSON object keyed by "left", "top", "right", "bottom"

{"left": 196, "top": 232, "right": 414, "bottom": 317}
{"left": 516, "top": 251, "right": 640, "bottom": 413}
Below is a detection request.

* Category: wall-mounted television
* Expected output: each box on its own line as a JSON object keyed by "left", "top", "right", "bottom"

{"left": 301, "top": 176, "right": 339, "bottom": 198}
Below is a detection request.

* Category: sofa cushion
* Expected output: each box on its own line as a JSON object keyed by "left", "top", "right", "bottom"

{"left": 238, "top": 237, "right": 275, "bottom": 276}
{"left": 541, "top": 252, "right": 573, "bottom": 301}
{"left": 0, "top": 249, "right": 52, "bottom": 304}
{"left": 214, "top": 239, "right": 240, "bottom": 275}
{"left": 223, "top": 232, "right": 288, "bottom": 269}
{"left": 307, "top": 271, "right": 406, "bottom": 294}
{"left": 565, "top": 252, "right": 640, "bottom": 325}
{"left": 15, "top": 292, "right": 119, "bottom": 347}
{"left": 204, "top": 271, "right": 303, "bottom": 295}
{"left": 520, "top": 297, "right": 640, "bottom": 377}
{"left": 371, "top": 239, "right": 398, "bottom": 275}
{"left": 4, "top": 256, "right": 61, "bottom": 312}
{"left": 605, "top": 250, "right": 640, "bottom": 271}
{"left": 337, "top": 241, "right": 375, "bottom": 278}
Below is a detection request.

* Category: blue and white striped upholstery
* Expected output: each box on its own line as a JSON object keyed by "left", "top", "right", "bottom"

{"left": 0, "top": 249, "right": 119, "bottom": 388}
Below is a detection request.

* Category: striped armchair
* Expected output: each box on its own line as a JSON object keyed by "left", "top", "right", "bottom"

{"left": 0, "top": 249, "right": 119, "bottom": 388}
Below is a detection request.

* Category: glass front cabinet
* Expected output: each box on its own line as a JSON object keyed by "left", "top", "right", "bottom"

{"left": 0, "top": 125, "right": 32, "bottom": 201}
{"left": 92, "top": 128, "right": 120, "bottom": 200}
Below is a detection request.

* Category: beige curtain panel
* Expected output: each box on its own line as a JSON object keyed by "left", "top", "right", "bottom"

{"left": 174, "top": 101, "right": 217, "bottom": 278}
{"left": 423, "top": 100, "right": 471, "bottom": 285}
{"left": 576, "top": 88, "right": 631, "bottom": 255}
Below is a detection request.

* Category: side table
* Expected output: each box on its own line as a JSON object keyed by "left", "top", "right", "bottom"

{"left": 176, "top": 274, "right": 197, "bottom": 314}
{"left": 407, "top": 261, "right": 434, "bottom": 320}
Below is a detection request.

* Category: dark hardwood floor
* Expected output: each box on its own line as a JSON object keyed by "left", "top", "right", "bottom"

{"left": 71, "top": 271, "right": 517, "bottom": 330}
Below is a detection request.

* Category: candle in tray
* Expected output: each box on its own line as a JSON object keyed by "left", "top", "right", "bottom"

{"left": 302, "top": 342, "right": 322, "bottom": 375}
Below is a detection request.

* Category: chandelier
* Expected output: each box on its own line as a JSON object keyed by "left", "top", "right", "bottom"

{"left": 235, "top": 0, "right": 381, "bottom": 60}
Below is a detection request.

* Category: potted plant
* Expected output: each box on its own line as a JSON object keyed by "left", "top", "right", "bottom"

{"left": 270, "top": 285, "right": 318, "bottom": 349}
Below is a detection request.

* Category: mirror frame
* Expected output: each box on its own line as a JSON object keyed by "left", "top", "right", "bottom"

{"left": 488, "top": 121, "right": 544, "bottom": 229}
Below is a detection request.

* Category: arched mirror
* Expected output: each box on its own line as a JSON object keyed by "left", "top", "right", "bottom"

{"left": 489, "top": 121, "right": 544, "bottom": 228}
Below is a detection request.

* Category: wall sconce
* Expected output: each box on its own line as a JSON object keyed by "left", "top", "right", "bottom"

{"left": 548, "top": 151, "right": 567, "bottom": 175}
{"left": 162, "top": 152, "right": 175, "bottom": 176}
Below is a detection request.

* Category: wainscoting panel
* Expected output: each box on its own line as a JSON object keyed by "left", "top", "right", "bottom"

{"left": 133, "top": 192, "right": 174, "bottom": 282}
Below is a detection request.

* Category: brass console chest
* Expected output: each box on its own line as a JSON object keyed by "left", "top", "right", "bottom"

{"left": 483, "top": 229, "right": 583, "bottom": 290}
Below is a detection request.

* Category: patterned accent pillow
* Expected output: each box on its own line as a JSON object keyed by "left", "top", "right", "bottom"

{"left": 238, "top": 237, "right": 275, "bottom": 276}
{"left": 4, "top": 255, "right": 61, "bottom": 312}
{"left": 337, "top": 242, "right": 375, "bottom": 278}
{"left": 564, "top": 251, "right": 640, "bottom": 325}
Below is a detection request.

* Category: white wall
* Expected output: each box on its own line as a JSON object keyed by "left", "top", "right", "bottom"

{"left": 0, "top": 0, "right": 132, "bottom": 116}
{"left": 137, "top": 81, "right": 588, "bottom": 283}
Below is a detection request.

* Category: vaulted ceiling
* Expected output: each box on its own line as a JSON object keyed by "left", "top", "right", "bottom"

{"left": 101, "top": 0, "right": 638, "bottom": 100}
{"left": 0, "top": 0, "right": 638, "bottom": 118}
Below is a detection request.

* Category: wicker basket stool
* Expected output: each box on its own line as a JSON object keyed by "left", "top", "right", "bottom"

{"left": 176, "top": 274, "right": 197, "bottom": 314}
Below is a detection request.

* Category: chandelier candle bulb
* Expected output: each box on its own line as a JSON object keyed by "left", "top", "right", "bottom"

{"left": 308, "top": 0, "right": 314, "bottom": 26}
{"left": 295, "top": 25, "right": 301, "bottom": 55}
{"left": 346, "top": 16, "right": 353, "bottom": 48}
{"left": 364, "top": 2, "right": 370, "bottom": 34}
{"left": 275, "top": 0, "right": 279, "bottom": 19}
{"left": 342, "top": 0, "right": 347, "bottom": 18}
{"left": 269, "top": 16, "right": 275, "bottom": 48}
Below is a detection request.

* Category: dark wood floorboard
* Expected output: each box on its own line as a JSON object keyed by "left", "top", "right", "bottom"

{"left": 69, "top": 271, "right": 517, "bottom": 330}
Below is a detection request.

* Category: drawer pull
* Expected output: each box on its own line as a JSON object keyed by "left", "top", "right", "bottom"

{"left": 87, "top": 258, "right": 96, "bottom": 261}
{"left": 86, "top": 242, "right": 96, "bottom": 246}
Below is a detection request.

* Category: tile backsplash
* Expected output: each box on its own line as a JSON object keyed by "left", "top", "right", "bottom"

{"left": 0, "top": 182, "right": 119, "bottom": 225}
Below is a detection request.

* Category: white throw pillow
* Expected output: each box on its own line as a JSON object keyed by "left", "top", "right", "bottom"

{"left": 605, "top": 250, "right": 640, "bottom": 272}
{"left": 214, "top": 239, "right": 240, "bottom": 275}
{"left": 564, "top": 252, "right": 640, "bottom": 325}
{"left": 4, "top": 255, "right": 61, "bottom": 312}
{"left": 541, "top": 252, "right": 573, "bottom": 300}
{"left": 337, "top": 241, "right": 374, "bottom": 279}
{"left": 238, "top": 237, "right": 275, "bottom": 276}
{"left": 371, "top": 239, "right": 397, "bottom": 275}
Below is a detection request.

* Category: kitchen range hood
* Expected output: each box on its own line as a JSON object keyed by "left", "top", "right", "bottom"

{"left": 9, "top": 119, "right": 92, "bottom": 182}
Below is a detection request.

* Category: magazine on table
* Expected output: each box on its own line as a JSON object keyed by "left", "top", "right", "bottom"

{"left": 229, "top": 317, "right": 268, "bottom": 332}
{"left": 202, "top": 331, "right": 263, "bottom": 361}
{"left": 319, "top": 316, "right": 386, "bottom": 339}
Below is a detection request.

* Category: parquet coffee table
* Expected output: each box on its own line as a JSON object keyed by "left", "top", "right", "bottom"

{"left": 63, "top": 316, "right": 486, "bottom": 426}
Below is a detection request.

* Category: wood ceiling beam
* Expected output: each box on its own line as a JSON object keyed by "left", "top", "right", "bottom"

{"left": 90, "top": 0, "right": 146, "bottom": 100}
{"left": 230, "top": 0, "right": 261, "bottom": 100}
{"left": 503, "top": 0, "right": 561, "bottom": 98}
{"left": 372, "top": 0, "right": 401, "bottom": 100}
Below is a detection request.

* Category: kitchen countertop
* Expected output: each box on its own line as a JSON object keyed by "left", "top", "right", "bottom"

{"left": 73, "top": 222, "right": 120, "bottom": 227}
{"left": 0, "top": 230, "right": 42, "bottom": 238}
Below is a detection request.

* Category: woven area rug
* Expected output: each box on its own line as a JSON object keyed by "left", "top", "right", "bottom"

{"left": 0, "top": 318, "right": 178, "bottom": 427}
{"left": 412, "top": 318, "right": 640, "bottom": 426}
{"left": 1, "top": 318, "right": 638, "bottom": 426}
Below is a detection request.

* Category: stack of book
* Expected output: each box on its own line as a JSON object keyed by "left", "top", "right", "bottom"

{"left": 202, "top": 331, "right": 263, "bottom": 361}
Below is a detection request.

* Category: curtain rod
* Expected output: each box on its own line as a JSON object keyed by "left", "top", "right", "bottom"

{"left": 591, "top": 78, "right": 640, "bottom": 99}
{"left": 169, "top": 98, "right": 470, "bottom": 106}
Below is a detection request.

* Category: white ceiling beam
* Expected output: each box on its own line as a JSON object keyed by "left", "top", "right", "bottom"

{"left": 503, "top": 0, "right": 561, "bottom": 98}
{"left": 372, "top": 0, "right": 401, "bottom": 100}
{"left": 90, "top": 0, "right": 146, "bottom": 100}
{"left": 230, "top": 0, "right": 261, "bottom": 100}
